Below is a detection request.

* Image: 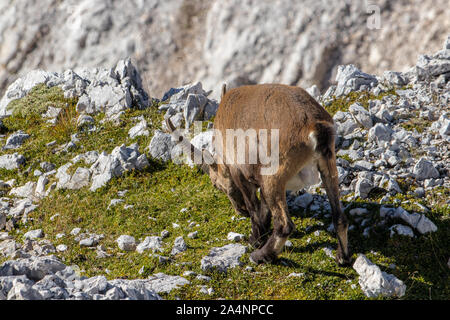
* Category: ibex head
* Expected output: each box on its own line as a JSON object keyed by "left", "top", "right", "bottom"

{"left": 165, "top": 115, "right": 249, "bottom": 217}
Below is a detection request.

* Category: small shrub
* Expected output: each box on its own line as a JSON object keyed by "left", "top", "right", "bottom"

{"left": 6, "top": 84, "right": 75, "bottom": 117}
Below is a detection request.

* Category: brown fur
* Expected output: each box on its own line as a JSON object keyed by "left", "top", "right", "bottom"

{"left": 167, "top": 84, "right": 351, "bottom": 266}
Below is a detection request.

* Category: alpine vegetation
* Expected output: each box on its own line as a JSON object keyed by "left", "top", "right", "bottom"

{"left": 0, "top": 37, "right": 448, "bottom": 300}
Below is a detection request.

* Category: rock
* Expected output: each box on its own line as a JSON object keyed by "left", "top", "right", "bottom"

{"left": 76, "top": 114, "right": 95, "bottom": 129}
{"left": 190, "top": 130, "right": 215, "bottom": 157}
{"left": 413, "top": 158, "right": 440, "bottom": 180}
{"left": 284, "top": 240, "right": 293, "bottom": 248}
{"left": 72, "top": 151, "right": 99, "bottom": 165}
{"left": 163, "top": 82, "right": 206, "bottom": 104}
{"left": 201, "top": 244, "right": 247, "bottom": 273}
{"left": 414, "top": 187, "right": 425, "bottom": 198}
{"left": 56, "top": 164, "right": 91, "bottom": 190}
{"left": 183, "top": 94, "right": 208, "bottom": 128}
{"left": 198, "top": 285, "right": 214, "bottom": 295}
{"left": 0, "top": 0, "right": 448, "bottom": 102}
{"left": 70, "top": 167, "right": 91, "bottom": 189}
{"left": 183, "top": 271, "right": 197, "bottom": 277}
{"left": 396, "top": 207, "right": 421, "bottom": 227}
{"left": 160, "top": 230, "right": 170, "bottom": 238}
{"left": 170, "top": 237, "right": 187, "bottom": 256}
{"left": 42, "top": 106, "right": 62, "bottom": 119}
{"left": 128, "top": 119, "right": 149, "bottom": 138}
{"left": 395, "top": 207, "right": 437, "bottom": 234}
{"left": 136, "top": 236, "right": 163, "bottom": 254}
{"left": 227, "top": 232, "right": 244, "bottom": 242}
{"left": 353, "top": 160, "right": 374, "bottom": 171}
{"left": 306, "top": 85, "right": 320, "bottom": 100}
{"left": 288, "top": 272, "right": 305, "bottom": 278}
{"left": 3, "top": 130, "right": 30, "bottom": 150}
{"left": 349, "top": 103, "right": 373, "bottom": 129}
{"left": 337, "top": 166, "right": 348, "bottom": 184}
{"left": 107, "top": 199, "right": 124, "bottom": 210}
{"left": 0, "top": 239, "right": 20, "bottom": 257}
{"left": 349, "top": 208, "right": 368, "bottom": 216}
{"left": 334, "top": 64, "right": 378, "bottom": 97}
{"left": 56, "top": 244, "right": 67, "bottom": 252}
{"left": 79, "top": 237, "right": 98, "bottom": 247}
{"left": 145, "top": 273, "right": 190, "bottom": 294}
{"left": 90, "top": 144, "right": 148, "bottom": 191}
{"left": 368, "top": 123, "right": 392, "bottom": 145}
{"left": 322, "top": 247, "right": 334, "bottom": 259}
{"left": 0, "top": 255, "right": 66, "bottom": 281}
{"left": 204, "top": 100, "right": 219, "bottom": 120}
{"left": 336, "top": 117, "right": 359, "bottom": 136}
{"left": 389, "top": 224, "right": 414, "bottom": 238}
{"left": 147, "top": 131, "right": 174, "bottom": 162}
{"left": 415, "top": 215, "right": 438, "bottom": 234}
{"left": 383, "top": 71, "right": 407, "bottom": 86}
{"left": 293, "top": 192, "right": 313, "bottom": 209}
{"left": 7, "top": 280, "right": 43, "bottom": 300}
{"left": 187, "top": 231, "right": 198, "bottom": 239}
{"left": 23, "top": 229, "right": 44, "bottom": 240}
{"left": 104, "top": 278, "right": 161, "bottom": 300}
{"left": 116, "top": 235, "right": 136, "bottom": 251}
{"left": 0, "top": 213, "right": 6, "bottom": 230}
{"left": 355, "top": 178, "right": 373, "bottom": 199}
{"left": 353, "top": 254, "right": 406, "bottom": 298}
{"left": 79, "top": 276, "right": 108, "bottom": 295}
{"left": 9, "top": 182, "right": 36, "bottom": 199}
{"left": 70, "top": 228, "right": 81, "bottom": 236}
{"left": 0, "top": 153, "right": 25, "bottom": 170}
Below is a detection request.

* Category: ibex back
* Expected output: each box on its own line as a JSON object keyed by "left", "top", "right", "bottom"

{"left": 166, "top": 83, "right": 351, "bottom": 266}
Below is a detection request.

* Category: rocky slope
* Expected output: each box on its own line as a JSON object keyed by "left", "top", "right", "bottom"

{"left": 1, "top": 0, "right": 449, "bottom": 98}
{"left": 0, "top": 36, "right": 448, "bottom": 299}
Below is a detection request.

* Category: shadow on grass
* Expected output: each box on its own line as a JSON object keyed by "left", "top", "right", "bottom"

{"left": 285, "top": 198, "right": 450, "bottom": 299}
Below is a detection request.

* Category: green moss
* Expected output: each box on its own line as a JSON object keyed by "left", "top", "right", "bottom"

{"left": 400, "top": 118, "right": 432, "bottom": 134}
{"left": 325, "top": 88, "right": 399, "bottom": 116}
{"left": 337, "top": 154, "right": 354, "bottom": 164}
{"left": 6, "top": 84, "right": 75, "bottom": 117}
{"left": 1, "top": 84, "right": 449, "bottom": 300}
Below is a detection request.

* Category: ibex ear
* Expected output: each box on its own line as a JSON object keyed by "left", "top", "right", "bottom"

{"left": 221, "top": 83, "right": 227, "bottom": 100}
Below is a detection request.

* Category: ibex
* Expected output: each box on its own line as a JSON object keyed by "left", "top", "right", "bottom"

{"left": 166, "top": 84, "right": 351, "bottom": 266}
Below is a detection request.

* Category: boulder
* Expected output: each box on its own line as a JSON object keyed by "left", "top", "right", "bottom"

{"left": 170, "top": 236, "right": 187, "bottom": 256}
{"left": 136, "top": 236, "right": 164, "bottom": 254}
{"left": 201, "top": 244, "right": 247, "bottom": 273}
{"left": 147, "top": 131, "right": 174, "bottom": 162}
{"left": 3, "top": 130, "right": 30, "bottom": 150}
{"left": 413, "top": 158, "right": 440, "bottom": 180}
{"left": 353, "top": 254, "right": 406, "bottom": 298}
{"left": 116, "top": 235, "right": 136, "bottom": 252}
{"left": 334, "top": 65, "right": 378, "bottom": 97}
{"left": 368, "top": 123, "right": 392, "bottom": 145}
{"left": 128, "top": 119, "right": 149, "bottom": 138}
{"left": 0, "top": 153, "right": 25, "bottom": 170}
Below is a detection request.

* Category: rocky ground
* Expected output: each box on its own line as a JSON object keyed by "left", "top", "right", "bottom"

{"left": 0, "top": 37, "right": 448, "bottom": 300}
{"left": 1, "top": 0, "right": 449, "bottom": 99}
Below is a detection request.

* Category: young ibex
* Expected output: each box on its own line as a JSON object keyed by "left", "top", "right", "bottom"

{"left": 166, "top": 84, "right": 351, "bottom": 266}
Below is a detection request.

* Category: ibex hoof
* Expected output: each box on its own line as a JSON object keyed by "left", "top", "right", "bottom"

{"left": 250, "top": 249, "right": 276, "bottom": 265}
{"left": 335, "top": 251, "right": 353, "bottom": 267}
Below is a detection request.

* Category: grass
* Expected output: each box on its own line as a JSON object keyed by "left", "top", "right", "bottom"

{"left": 324, "top": 88, "right": 399, "bottom": 116}
{"left": 6, "top": 84, "right": 74, "bottom": 117}
{"left": 0, "top": 87, "right": 449, "bottom": 300}
{"left": 400, "top": 117, "right": 432, "bottom": 134}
